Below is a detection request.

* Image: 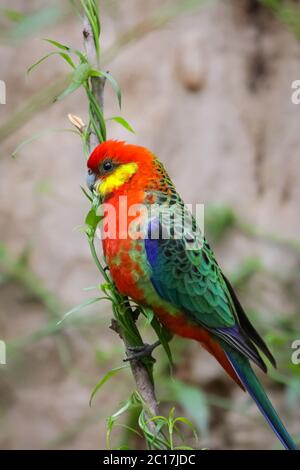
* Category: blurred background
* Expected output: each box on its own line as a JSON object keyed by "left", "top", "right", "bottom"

{"left": 0, "top": 0, "right": 300, "bottom": 450}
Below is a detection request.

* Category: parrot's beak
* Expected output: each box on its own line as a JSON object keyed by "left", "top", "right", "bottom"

{"left": 86, "top": 170, "right": 97, "bottom": 192}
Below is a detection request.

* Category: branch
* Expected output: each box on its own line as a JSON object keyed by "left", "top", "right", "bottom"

{"left": 82, "top": 9, "right": 160, "bottom": 431}
{"left": 109, "top": 319, "right": 159, "bottom": 419}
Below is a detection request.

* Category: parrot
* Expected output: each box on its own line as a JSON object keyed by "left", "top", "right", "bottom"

{"left": 86, "top": 139, "right": 297, "bottom": 450}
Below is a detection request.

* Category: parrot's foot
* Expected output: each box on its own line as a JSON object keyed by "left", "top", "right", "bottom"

{"left": 124, "top": 340, "right": 161, "bottom": 362}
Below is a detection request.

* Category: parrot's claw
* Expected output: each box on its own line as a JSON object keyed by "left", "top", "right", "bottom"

{"left": 124, "top": 340, "right": 161, "bottom": 362}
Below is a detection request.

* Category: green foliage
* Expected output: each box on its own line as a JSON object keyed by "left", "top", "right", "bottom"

{"left": 259, "top": 0, "right": 300, "bottom": 40}
{"left": 0, "top": 0, "right": 207, "bottom": 146}
{"left": 105, "top": 392, "right": 198, "bottom": 450}
{"left": 140, "top": 405, "right": 197, "bottom": 450}
{"left": 26, "top": 3, "right": 131, "bottom": 147}
{"left": 89, "top": 365, "right": 130, "bottom": 407}
{"left": 147, "top": 315, "right": 174, "bottom": 368}
{"left": 58, "top": 295, "right": 110, "bottom": 326}
{"left": 91, "top": 70, "right": 122, "bottom": 108}
{"left": 80, "top": 0, "right": 101, "bottom": 56}
{"left": 108, "top": 116, "right": 135, "bottom": 134}
{"left": 11, "top": 128, "right": 79, "bottom": 159}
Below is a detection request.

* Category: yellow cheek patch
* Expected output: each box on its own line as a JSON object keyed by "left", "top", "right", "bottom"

{"left": 96, "top": 162, "right": 138, "bottom": 196}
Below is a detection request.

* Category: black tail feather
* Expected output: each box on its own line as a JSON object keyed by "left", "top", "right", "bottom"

{"left": 223, "top": 275, "right": 277, "bottom": 368}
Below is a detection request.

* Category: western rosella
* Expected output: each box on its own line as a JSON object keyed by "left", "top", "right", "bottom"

{"left": 86, "top": 140, "right": 296, "bottom": 450}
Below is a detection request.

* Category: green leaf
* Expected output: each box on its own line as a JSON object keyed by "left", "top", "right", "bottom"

{"left": 101, "top": 71, "right": 122, "bottom": 109}
{"left": 27, "top": 52, "right": 61, "bottom": 74}
{"left": 108, "top": 116, "right": 135, "bottom": 134}
{"left": 11, "top": 128, "right": 78, "bottom": 158}
{"left": 42, "top": 39, "right": 87, "bottom": 65}
{"left": 80, "top": 0, "right": 100, "bottom": 56}
{"left": 141, "top": 306, "right": 154, "bottom": 325}
{"left": 58, "top": 52, "right": 76, "bottom": 69}
{"left": 80, "top": 185, "right": 93, "bottom": 202}
{"left": 106, "top": 395, "right": 138, "bottom": 449}
{"left": 89, "top": 112, "right": 104, "bottom": 143}
{"left": 111, "top": 395, "right": 137, "bottom": 421}
{"left": 151, "top": 316, "right": 173, "bottom": 367}
{"left": 43, "top": 38, "right": 70, "bottom": 51}
{"left": 57, "top": 296, "right": 108, "bottom": 325}
{"left": 55, "top": 80, "right": 81, "bottom": 101}
{"left": 83, "top": 285, "right": 98, "bottom": 291}
{"left": 114, "top": 424, "right": 143, "bottom": 439}
{"left": 89, "top": 365, "right": 129, "bottom": 407}
{"left": 86, "top": 87, "right": 106, "bottom": 141}
{"left": 56, "top": 63, "right": 92, "bottom": 100}
{"left": 72, "top": 62, "right": 92, "bottom": 84}
{"left": 138, "top": 412, "right": 170, "bottom": 450}
{"left": 85, "top": 206, "right": 103, "bottom": 231}
{"left": 28, "top": 50, "right": 76, "bottom": 74}
{"left": 91, "top": 69, "right": 122, "bottom": 108}
{"left": 173, "top": 416, "right": 198, "bottom": 440}
{"left": 74, "top": 49, "right": 88, "bottom": 64}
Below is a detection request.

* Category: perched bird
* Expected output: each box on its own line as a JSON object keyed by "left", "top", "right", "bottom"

{"left": 87, "top": 140, "right": 297, "bottom": 450}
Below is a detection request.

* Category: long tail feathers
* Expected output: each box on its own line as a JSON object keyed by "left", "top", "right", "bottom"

{"left": 225, "top": 349, "right": 297, "bottom": 450}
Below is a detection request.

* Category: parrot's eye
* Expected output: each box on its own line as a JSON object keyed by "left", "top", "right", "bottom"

{"left": 102, "top": 160, "right": 113, "bottom": 172}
